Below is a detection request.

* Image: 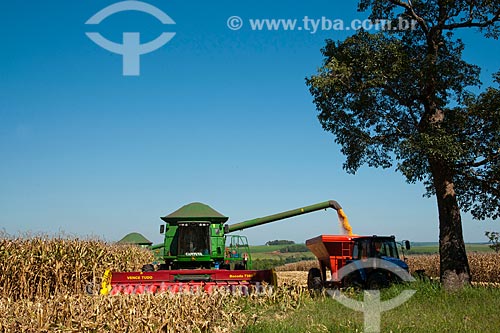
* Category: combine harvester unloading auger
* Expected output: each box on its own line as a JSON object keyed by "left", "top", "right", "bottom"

{"left": 100, "top": 200, "right": 353, "bottom": 295}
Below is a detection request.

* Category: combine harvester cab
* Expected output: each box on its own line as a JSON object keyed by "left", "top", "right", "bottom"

{"left": 101, "top": 200, "right": 349, "bottom": 295}
{"left": 306, "top": 234, "right": 412, "bottom": 290}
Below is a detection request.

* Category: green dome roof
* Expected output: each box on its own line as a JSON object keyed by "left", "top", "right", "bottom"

{"left": 161, "top": 202, "right": 229, "bottom": 223}
{"left": 117, "top": 232, "right": 152, "bottom": 245}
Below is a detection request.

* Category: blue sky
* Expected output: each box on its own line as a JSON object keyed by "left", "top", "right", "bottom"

{"left": 1, "top": 0, "right": 499, "bottom": 245}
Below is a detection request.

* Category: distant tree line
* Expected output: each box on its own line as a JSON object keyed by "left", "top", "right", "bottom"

{"left": 265, "top": 240, "right": 295, "bottom": 246}
{"left": 279, "top": 244, "right": 309, "bottom": 253}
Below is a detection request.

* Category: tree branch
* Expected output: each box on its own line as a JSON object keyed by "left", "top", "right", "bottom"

{"left": 387, "top": 0, "right": 430, "bottom": 33}
{"left": 382, "top": 85, "right": 420, "bottom": 128}
{"left": 437, "top": 0, "right": 449, "bottom": 27}
{"left": 463, "top": 171, "right": 500, "bottom": 197}
{"left": 442, "top": 9, "right": 500, "bottom": 30}
{"left": 407, "top": 105, "right": 421, "bottom": 128}
{"left": 460, "top": 151, "right": 500, "bottom": 168}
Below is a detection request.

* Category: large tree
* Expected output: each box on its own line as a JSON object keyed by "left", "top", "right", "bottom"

{"left": 307, "top": 0, "right": 500, "bottom": 290}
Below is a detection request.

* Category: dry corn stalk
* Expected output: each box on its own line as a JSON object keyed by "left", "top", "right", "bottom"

{"left": 406, "top": 252, "right": 500, "bottom": 283}
{"left": 0, "top": 235, "right": 153, "bottom": 300}
{"left": 0, "top": 286, "right": 308, "bottom": 333}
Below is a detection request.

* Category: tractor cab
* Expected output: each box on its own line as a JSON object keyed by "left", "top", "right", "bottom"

{"left": 352, "top": 236, "right": 400, "bottom": 260}
{"left": 223, "top": 235, "right": 252, "bottom": 270}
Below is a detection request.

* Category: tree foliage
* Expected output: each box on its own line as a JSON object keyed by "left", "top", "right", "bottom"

{"left": 485, "top": 231, "right": 500, "bottom": 253}
{"left": 308, "top": 1, "right": 500, "bottom": 218}
{"left": 307, "top": 0, "right": 500, "bottom": 288}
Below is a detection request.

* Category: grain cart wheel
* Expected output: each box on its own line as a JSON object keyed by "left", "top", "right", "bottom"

{"left": 307, "top": 268, "right": 323, "bottom": 295}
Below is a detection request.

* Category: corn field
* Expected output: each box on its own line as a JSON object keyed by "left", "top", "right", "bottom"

{"left": 1, "top": 292, "right": 241, "bottom": 333}
{"left": 277, "top": 253, "right": 500, "bottom": 284}
{"left": 0, "top": 235, "right": 153, "bottom": 301}
{"left": 1, "top": 236, "right": 499, "bottom": 332}
{"left": 406, "top": 252, "right": 500, "bottom": 283}
{"left": 0, "top": 235, "right": 306, "bottom": 333}
{"left": 0, "top": 286, "right": 309, "bottom": 333}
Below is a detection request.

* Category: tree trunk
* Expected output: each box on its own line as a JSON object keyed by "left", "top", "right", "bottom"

{"left": 430, "top": 159, "right": 471, "bottom": 290}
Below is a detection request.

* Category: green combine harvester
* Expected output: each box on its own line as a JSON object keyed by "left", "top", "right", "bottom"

{"left": 100, "top": 200, "right": 410, "bottom": 295}
{"left": 101, "top": 200, "right": 352, "bottom": 295}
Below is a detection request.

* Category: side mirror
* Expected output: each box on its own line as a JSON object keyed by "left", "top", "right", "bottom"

{"left": 405, "top": 240, "right": 411, "bottom": 250}
{"left": 160, "top": 225, "right": 165, "bottom": 234}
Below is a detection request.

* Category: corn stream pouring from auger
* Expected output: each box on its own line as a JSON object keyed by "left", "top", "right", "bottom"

{"left": 336, "top": 207, "right": 353, "bottom": 236}
{"left": 99, "top": 200, "right": 351, "bottom": 295}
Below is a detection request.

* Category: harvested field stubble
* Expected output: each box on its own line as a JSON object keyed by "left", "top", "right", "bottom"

{"left": 276, "top": 271, "right": 308, "bottom": 287}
